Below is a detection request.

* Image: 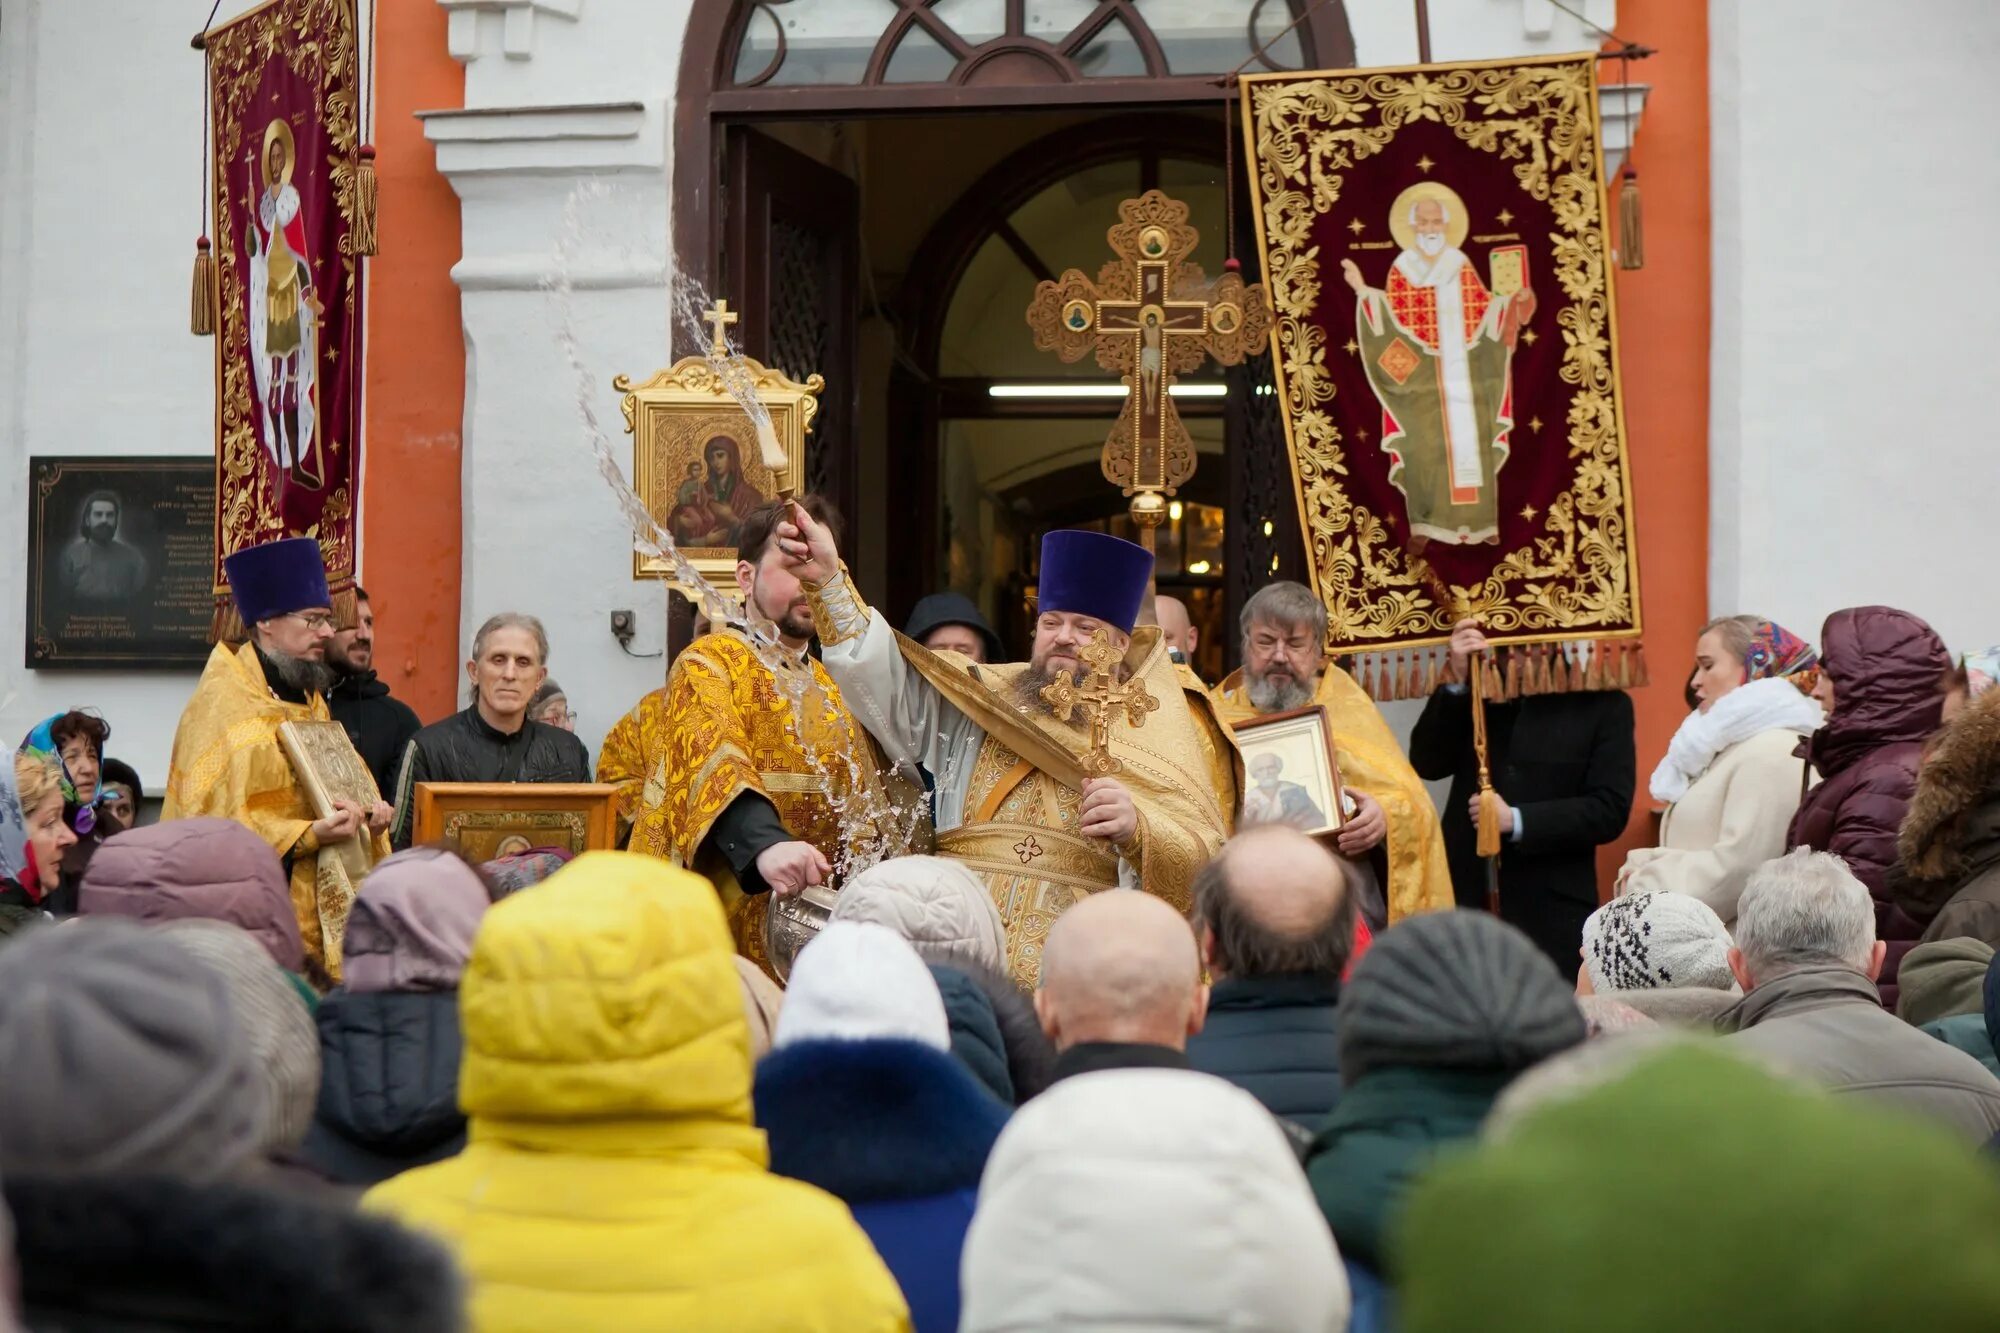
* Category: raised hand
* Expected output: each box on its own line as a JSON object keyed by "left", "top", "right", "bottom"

{"left": 774, "top": 501, "right": 840, "bottom": 585}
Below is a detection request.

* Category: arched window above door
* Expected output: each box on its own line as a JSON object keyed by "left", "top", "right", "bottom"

{"left": 726, "top": 1, "right": 1339, "bottom": 91}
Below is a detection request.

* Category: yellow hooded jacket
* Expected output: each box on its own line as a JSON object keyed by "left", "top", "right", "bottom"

{"left": 364, "top": 852, "right": 910, "bottom": 1332}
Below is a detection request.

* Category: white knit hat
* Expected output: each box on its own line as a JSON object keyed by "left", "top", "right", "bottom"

{"left": 961, "top": 1069, "right": 1350, "bottom": 1332}
{"left": 1584, "top": 891, "right": 1736, "bottom": 993}
{"left": 828, "top": 854, "right": 1007, "bottom": 976}
{"left": 773, "top": 920, "right": 950, "bottom": 1051}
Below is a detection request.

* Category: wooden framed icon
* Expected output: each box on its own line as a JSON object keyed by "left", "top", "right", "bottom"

{"left": 412, "top": 782, "right": 621, "bottom": 860}
{"left": 1229, "top": 704, "right": 1347, "bottom": 837}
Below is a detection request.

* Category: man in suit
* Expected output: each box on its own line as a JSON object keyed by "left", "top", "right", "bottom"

{"left": 1408, "top": 618, "right": 1635, "bottom": 978}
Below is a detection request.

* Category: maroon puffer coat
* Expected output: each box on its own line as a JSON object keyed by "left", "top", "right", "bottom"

{"left": 1788, "top": 606, "right": 1949, "bottom": 1010}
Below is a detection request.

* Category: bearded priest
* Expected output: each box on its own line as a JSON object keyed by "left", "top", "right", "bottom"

{"left": 163, "top": 537, "right": 392, "bottom": 983}
{"left": 1215, "top": 581, "right": 1453, "bottom": 924}
{"left": 779, "top": 509, "right": 1227, "bottom": 988}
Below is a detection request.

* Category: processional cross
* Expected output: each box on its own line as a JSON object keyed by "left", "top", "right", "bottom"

{"left": 1026, "top": 190, "right": 1272, "bottom": 543}
{"left": 1039, "top": 628, "right": 1161, "bottom": 777}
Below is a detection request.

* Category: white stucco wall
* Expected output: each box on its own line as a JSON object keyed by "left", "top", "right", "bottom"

{"left": 0, "top": 0, "right": 279, "bottom": 782}
{"left": 429, "top": 0, "right": 693, "bottom": 756}
{"left": 1710, "top": 0, "right": 1999, "bottom": 657}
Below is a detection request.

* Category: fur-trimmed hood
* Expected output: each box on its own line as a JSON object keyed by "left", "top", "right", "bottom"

{"left": 755, "top": 1038, "right": 1010, "bottom": 1202}
{"left": 7, "top": 1171, "right": 463, "bottom": 1331}
{"left": 1900, "top": 687, "right": 2000, "bottom": 885}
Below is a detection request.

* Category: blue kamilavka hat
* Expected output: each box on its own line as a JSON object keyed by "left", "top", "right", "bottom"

{"left": 1038, "top": 530, "right": 1154, "bottom": 635}
{"left": 223, "top": 536, "right": 332, "bottom": 626}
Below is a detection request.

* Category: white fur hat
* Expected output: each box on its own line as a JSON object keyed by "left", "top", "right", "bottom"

{"left": 773, "top": 920, "right": 950, "bottom": 1051}
{"left": 828, "top": 855, "right": 1007, "bottom": 976}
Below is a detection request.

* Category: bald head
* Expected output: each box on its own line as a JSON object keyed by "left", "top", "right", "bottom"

{"left": 1192, "top": 826, "right": 1356, "bottom": 981}
{"left": 1036, "top": 891, "right": 1206, "bottom": 1051}
{"left": 1155, "top": 595, "right": 1196, "bottom": 658}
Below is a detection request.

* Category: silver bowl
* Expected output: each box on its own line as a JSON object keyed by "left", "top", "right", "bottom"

{"left": 764, "top": 884, "right": 840, "bottom": 983}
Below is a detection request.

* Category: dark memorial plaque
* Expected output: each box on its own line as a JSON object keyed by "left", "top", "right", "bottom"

{"left": 26, "top": 457, "right": 216, "bottom": 669}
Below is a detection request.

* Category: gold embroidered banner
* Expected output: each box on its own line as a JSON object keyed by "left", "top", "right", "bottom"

{"left": 203, "top": 0, "right": 365, "bottom": 638}
{"left": 1241, "top": 55, "right": 1641, "bottom": 665}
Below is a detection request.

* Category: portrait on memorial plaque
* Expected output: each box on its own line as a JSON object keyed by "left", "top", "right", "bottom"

{"left": 1231, "top": 705, "right": 1346, "bottom": 838}
{"left": 615, "top": 353, "right": 820, "bottom": 581}
{"left": 26, "top": 457, "right": 215, "bottom": 669}
{"left": 412, "top": 782, "right": 620, "bottom": 860}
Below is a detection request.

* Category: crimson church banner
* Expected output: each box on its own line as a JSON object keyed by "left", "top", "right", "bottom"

{"left": 1241, "top": 55, "right": 1640, "bottom": 680}
{"left": 203, "top": 0, "right": 364, "bottom": 637}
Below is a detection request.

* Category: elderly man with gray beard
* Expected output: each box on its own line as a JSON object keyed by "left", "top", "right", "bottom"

{"left": 1215, "top": 581, "right": 1454, "bottom": 923}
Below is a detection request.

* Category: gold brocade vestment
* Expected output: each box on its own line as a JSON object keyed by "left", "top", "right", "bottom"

{"left": 629, "top": 630, "right": 904, "bottom": 972}
{"left": 163, "top": 642, "right": 391, "bottom": 982}
{"left": 1216, "top": 665, "right": 1453, "bottom": 921}
{"left": 896, "top": 636, "right": 1228, "bottom": 989}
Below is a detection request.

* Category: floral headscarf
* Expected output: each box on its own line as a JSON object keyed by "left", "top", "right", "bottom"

{"left": 1743, "top": 620, "right": 1818, "bottom": 685}
{"left": 1963, "top": 647, "right": 2000, "bottom": 701}
{"left": 18, "top": 712, "right": 105, "bottom": 837}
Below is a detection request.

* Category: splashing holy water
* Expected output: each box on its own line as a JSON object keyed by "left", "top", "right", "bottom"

{"left": 545, "top": 182, "right": 940, "bottom": 879}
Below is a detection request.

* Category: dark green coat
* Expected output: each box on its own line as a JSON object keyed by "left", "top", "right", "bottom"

{"left": 1305, "top": 1066, "right": 1513, "bottom": 1272}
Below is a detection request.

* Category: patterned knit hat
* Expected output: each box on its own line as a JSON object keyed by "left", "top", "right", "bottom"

{"left": 1583, "top": 892, "right": 1735, "bottom": 993}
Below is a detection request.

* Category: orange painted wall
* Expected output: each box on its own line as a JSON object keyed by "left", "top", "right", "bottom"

{"left": 1596, "top": 0, "right": 1712, "bottom": 887}
{"left": 360, "top": 3, "right": 463, "bottom": 722}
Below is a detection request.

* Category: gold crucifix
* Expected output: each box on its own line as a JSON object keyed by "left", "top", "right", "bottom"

{"left": 1039, "top": 628, "right": 1161, "bottom": 777}
{"left": 702, "top": 300, "right": 739, "bottom": 357}
{"left": 1026, "top": 190, "right": 1272, "bottom": 542}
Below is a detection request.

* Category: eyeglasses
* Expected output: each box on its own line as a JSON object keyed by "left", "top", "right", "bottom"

{"left": 285, "top": 612, "right": 337, "bottom": 632}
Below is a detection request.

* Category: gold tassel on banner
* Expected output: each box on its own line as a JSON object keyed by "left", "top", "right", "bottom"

{"left": 1471, "top": 662, "right": 1505, "bottom": 902}
{"left": 190, "top": 237, "right": 216, "bottom": 335}
{"left": 1619, "top": 168, "right": 1645, "bottom": 271}
{"left": 354, "top": 144, "right": 379, "bottom": 256}
{"left": 1393, "top": 651, "right": 1411, "bottom": 702}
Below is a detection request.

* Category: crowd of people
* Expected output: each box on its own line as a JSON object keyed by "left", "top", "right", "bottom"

{"left": 4, "top": 498, "right": 2000, "bottom": 1330}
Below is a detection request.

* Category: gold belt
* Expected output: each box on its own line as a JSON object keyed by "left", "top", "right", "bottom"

{"left": 936, "top": 821, "right": 1118, "bottom": 894}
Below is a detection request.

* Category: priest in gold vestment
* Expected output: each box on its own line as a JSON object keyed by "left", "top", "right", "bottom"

{"left": 613, "top": 499, "right": 909, "bottom": 972}
{"left": 782, "top": 514, "right": 1228, "bottom": 988}
{"left": 1216, "top": 581, "right": 1453, "bottom": 923}
{"left": 163, "top": 537, "right": 391, "bottom": 983}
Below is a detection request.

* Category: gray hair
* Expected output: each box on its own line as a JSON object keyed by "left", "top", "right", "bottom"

{"left": 1239, "top": 582, "right": 1329, "bottom": 643}
{"left": 1734, "top": 849, "right": 1876, "bottom": 977}
{"left": 469, "top": 613, "right": 549, "bottom": 666}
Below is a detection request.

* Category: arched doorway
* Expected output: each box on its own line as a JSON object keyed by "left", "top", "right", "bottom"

{"left": 668, "top": 1, "right": 1345, "bottom": 659}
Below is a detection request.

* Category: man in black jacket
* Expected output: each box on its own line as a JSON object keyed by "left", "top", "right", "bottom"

{"left": 1185, "top": 826, "right": 1353, "bottom": 1127}
{"left": 1408, "top": 618, "right": 1635, "bottom": 978}
{"left": 325, "top": 588, "right": 423, "bottom": 797}
{"left": 391, "top": 612, "right": 590, "bottom": 846}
